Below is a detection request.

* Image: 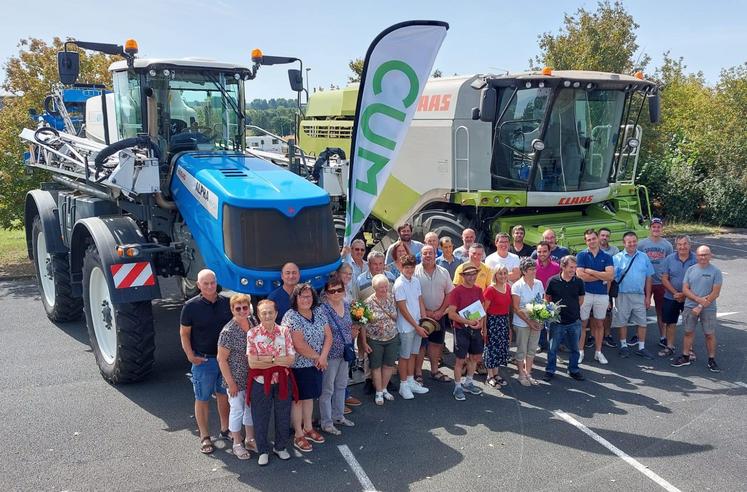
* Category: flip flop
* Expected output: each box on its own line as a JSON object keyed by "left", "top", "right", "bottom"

{"left": 431, "top": 372, "right": 453, "bottom": 383}
{"left": 200, "top": 436, "right": 214, "bottom": 454}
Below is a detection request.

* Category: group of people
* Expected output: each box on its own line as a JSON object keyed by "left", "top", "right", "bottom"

{"left": 178, "top": 219, "right": 724, "bottom": 464}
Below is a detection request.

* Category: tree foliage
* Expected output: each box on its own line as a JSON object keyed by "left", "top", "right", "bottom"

{"left": 348, "top": 58, "right": 364, "bottom": 83}
{"left": 532, "top": 0, "right": 650, "bottom": 73}
{"left": 0, "top": 37, "right": 118, "bottom": 228}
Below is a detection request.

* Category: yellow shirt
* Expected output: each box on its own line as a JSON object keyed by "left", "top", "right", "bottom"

{"left": 453, "top": 262, "right": 492, "bottom": 290}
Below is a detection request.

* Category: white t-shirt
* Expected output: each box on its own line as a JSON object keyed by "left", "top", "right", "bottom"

{"left": 511, "top": 277, "right": 545, "bottom": 328}
{"left": 393, "top": 275, "right": 422, "bottom": 334}
{"left": 485, "top": 251, "right": 520, "bottom": 272}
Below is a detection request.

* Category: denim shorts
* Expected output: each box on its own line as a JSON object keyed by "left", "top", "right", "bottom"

{"left": 191, "top": 356, "right": 226, "bottom": 401}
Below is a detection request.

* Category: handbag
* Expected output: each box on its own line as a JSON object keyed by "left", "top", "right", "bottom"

{"left": 343, "top": 343, "right": 356, "bottom": 362}
{"left": 609, "top": 252, "right": 637, "bottom": 299}
{"left": 326, "top": 303, "right": 356, "bottom": 362}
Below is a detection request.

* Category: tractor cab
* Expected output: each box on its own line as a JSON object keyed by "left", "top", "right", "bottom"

{"left": 107, "top": 58, "right": 252, "bottom": 161}
{"left": 475, "top": 70, "right": 658, "bottom": 202}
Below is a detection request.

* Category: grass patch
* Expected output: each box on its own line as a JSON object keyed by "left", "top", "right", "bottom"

{"left": 0, "top": 228, "right": 33, "bottom": 277}
{"left": 665, "top": 221, "right": 725, "bottom": 236}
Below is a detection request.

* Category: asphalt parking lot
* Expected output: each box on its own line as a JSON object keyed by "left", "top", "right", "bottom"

{"left": 1, "top": 233, "right": 745, "bottom": 491}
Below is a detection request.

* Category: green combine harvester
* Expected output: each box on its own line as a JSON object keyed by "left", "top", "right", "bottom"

{"left": 298, "top": 69, "right": 659, "bottom": 251}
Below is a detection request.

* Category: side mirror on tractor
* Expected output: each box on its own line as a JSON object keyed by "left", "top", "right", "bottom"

{"left": 288, "top": 69, "right": 304, "bottom": 92}
{"left": 648, "top": 91, "right": 660, "bottom": 124}
{"left": 478, "top": 87, "right": 496, "bottom": 122}
{"left": 58, "top": 50, "right": 80, "bottom": 85}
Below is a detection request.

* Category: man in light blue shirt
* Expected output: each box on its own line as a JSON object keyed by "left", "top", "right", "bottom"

{"left": 612, "top": 231, "right": 655, "bottom": 359}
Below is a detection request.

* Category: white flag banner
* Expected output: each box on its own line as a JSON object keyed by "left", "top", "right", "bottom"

{"left": 344, "top": 20, "right": 449, "bottom": 244}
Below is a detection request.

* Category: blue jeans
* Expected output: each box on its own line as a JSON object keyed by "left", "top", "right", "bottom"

{"left": 546, "top": 320, "right": 582, "bottom": 375}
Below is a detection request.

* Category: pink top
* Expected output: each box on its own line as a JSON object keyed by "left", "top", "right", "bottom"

{"left": 536, "top": 260, "right": 560, "bottom": 288}
{"left": 247, "top": 323, "right": 296, "bottom": 384}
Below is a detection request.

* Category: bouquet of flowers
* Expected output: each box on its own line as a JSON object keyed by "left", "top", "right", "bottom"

{"left": 350, "top": 301, "right": 374, "bottom": 325}
{"left": 524, "top": 295, "right": 564, "bottom": 324}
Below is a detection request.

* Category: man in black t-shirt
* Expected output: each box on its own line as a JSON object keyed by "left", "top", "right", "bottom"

{"left": 179, "top": 269, "right": 233, "bottom": 454}
{"left": 544, "top": 256, "right": 586, "bottom": 382}
{"left": 510, "top": 224, "right": 534, "bottom": 258}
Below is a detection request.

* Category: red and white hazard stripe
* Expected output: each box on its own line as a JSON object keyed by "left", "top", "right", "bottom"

{"left": 110, "top": 262, "right": 156, "bottom": 289}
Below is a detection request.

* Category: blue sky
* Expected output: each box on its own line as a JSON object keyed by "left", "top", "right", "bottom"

{"left": 1, "top": 0, "right": 745, "bottom": 100}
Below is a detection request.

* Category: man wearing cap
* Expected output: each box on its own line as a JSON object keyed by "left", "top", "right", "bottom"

{"left": 485, "top": 233, "right": 521, "bottom": 283}
{"left": 414, "top": 245, "right": 454, "bottom": 382}
{"left": 453, "top": 244, "right": 492, "bottom": 289}
{"left": 447, "top": 263, "right": 485, "bottom": 401}
{"left": 637, "top": 218, "right": 673, "bottom": 348}
{"left": 341, "top": 239, "right": 369, "bottom": 280}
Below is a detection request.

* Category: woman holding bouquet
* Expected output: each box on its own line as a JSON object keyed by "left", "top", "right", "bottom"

{"left": 361, "top": 274, "right": 401, "bottom": 405}
{"left": 511, "top": 258, "right": 545, "bottom": 386}
{"left": 483, "top": 266, "right": 512, "bottom": 388}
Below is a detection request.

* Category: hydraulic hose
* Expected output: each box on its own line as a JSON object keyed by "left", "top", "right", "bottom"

{"left": 93, "top": 135, "right": 161, "bottom": 170}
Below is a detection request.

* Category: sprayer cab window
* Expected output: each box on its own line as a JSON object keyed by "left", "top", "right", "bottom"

{"left": 112, "top": 71, "right": 144, "bottom": 140}
{"left": 145, "top": 69, "right": 243, "bottom": 156}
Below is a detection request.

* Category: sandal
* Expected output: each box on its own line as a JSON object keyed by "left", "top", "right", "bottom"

{"left": 487, "top": 377, "right": 498, "bottom": 388}
{"left": 200, "top": 436, "right": 214, "bottom": 454}
{"left": 431, "top": 372, "right": 453, "bottom": 383}
{"left": 658, "top": 347, "right": 675, "bottom": 358}
{"left": 294, "top": 436, "right": 312, "bottom": 453}
{"left": 244, "top": 438, "right": 258, "bottom": 453}
{"left": 304, "top": 429, "right": 326, "bottom": 444}
{"left": 496, "top": 378, "right": 508, "bottom": 387}
{"left": 232, "top": 443, "right": 251, "bottom": 460}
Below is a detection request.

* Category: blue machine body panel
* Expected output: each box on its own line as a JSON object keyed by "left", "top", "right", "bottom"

{"left": 170, "top": 152, "right": 340, "bottom": 295}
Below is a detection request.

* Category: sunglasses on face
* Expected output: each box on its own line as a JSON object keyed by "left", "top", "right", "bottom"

{"left": 234, "top": 305, "right": 250, "bottom": 312}
{"left": 327, "top": 287, "right": 345, "bottom": 294}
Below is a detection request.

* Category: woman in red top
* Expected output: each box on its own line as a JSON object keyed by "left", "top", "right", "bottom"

{"left": 482, "top": 265, "right": 512, "bottom": 387}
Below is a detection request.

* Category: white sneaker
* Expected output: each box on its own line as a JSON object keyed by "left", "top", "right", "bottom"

{"left": 334, "top": 417, "right": 355, "bottom": 427}
{"left": 399, "top": 383, "right": 414, "bottom": 400}
{"left": 578, "top": 351, "right": 584, "bottom": 365}
{"left": 408, "top": 379, "right": 429, "bottom": 394}
{"left": 258, "top": 453, "right": 269, "bottom": 466}
{"left": 273, "top": 448, "right": 291, "bottom": 460}
{"left": 382, "top": 390, "right": 395, "bottom": 401}
{"left": 594, "top": 352, "right": 609, "bottom": 365}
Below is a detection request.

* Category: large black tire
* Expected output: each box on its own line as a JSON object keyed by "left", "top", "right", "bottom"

{"left": 31, "top": 217, "right": 83, "bottom": 322}
{"left": 82, "top": 245, "right": 155, "bottom": 384}
{"left": 412, "top": 209, "right": 473, "bottom": 247}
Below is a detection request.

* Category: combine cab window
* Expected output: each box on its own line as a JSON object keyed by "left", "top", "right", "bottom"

{"left": 533, "top": 88, "right": 625, "bottom": 192}
{"left": 491, "top": 87, "right": 550, "bottom": 189}
{"left": 112, "top": 71, "right": 144, "bottom": 139}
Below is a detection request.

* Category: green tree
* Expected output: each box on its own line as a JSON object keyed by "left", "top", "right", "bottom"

{"left": 348, "top": 58, "right": 364, "bottom": 83}
{"left": 432, "top": 68, "right": 443, "bottom": 78}
{"left": 532, "top": 0, "right": 650, "bottom": 73}
{"left": 0, "top": 37, "right": 118, "bottom": 228}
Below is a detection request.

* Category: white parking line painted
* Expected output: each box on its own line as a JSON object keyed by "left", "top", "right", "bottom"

{"left": 338, "top": 444, "right": 377, "bottom": 492}
{"left": 717, "top": 312, "right": 737, "bottom": 318}
{"left": 554, "top": 410, "right": 682, "bottom": 492}
{"left": 735, "top": 381, "right": 747, "bottom": 389}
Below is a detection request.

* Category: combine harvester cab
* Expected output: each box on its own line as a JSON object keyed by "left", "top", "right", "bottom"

{"left": 300, "top": 69, "right": 659, "bottom": 252}
{"left": 21, "top": 40, "right": 340, "bottom": 383}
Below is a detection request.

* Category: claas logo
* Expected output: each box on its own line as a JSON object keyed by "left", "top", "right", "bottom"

{"left": 558, "top": 196, "right": 593, "bottom": 205}
{"left": 417, "top": 94, "right": 452, "bottom": 112}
